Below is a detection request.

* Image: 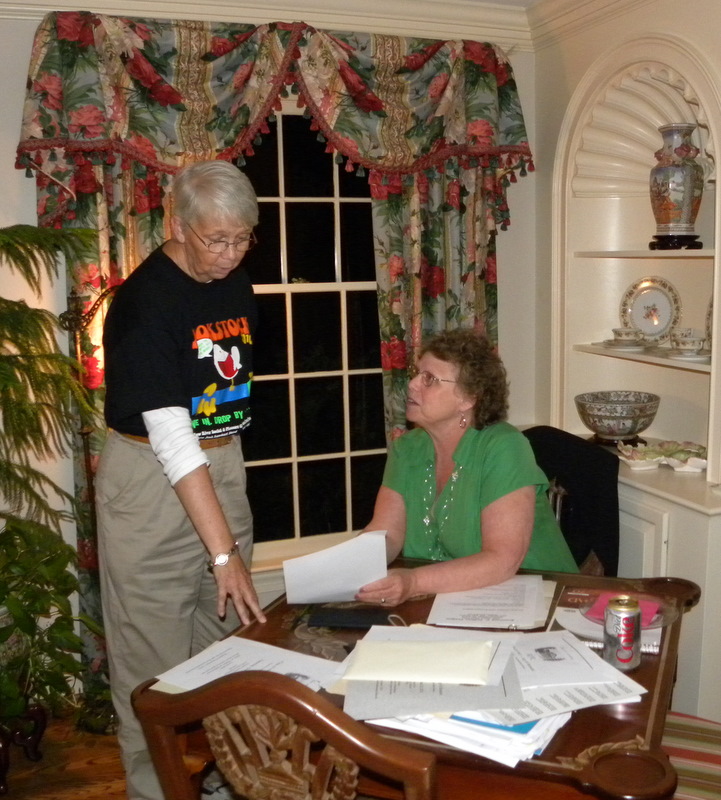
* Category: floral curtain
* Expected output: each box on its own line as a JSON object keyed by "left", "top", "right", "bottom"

{"left": 16, "top": 11, "right": 532, "bottom": 696}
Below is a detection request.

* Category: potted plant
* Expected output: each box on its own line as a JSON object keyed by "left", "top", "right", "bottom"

{"left": 0, "top": 223, "right": 99, "bottom": 785}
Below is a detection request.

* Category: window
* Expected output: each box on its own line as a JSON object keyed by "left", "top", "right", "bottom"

{"left": 239, "top": 107, "right": 386, "bottom": 561}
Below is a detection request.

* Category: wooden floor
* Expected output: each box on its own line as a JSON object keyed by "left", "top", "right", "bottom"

{"left": 4, "top": 718, "right": 126, "bottom": 800}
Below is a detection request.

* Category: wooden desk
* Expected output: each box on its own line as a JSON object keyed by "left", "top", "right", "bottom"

{"left": 234, "top": 568, "right": 700, "bottom": 800}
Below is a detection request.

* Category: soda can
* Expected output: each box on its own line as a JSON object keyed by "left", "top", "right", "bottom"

{"left": 603, "top": 595, "right": 641, "bottom": 671}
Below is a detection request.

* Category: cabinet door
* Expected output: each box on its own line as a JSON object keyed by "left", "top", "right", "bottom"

{"left": 618, "top": 488, "right": 669, "bottom": 577}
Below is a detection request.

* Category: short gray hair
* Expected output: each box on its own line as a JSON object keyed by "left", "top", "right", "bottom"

{"left": 173, "top": 160, "right": 258, "bottom": 228}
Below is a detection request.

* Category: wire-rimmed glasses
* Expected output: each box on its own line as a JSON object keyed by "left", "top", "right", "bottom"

{"left": 411, "top": 369, "right": 457, "bottom": 388}
{"left": 186, "top": 223, "right": 257, "bottom": 254}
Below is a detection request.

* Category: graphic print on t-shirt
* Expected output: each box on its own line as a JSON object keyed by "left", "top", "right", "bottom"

{"left": 190, "top": 315, "right": 253, "bottom": 436}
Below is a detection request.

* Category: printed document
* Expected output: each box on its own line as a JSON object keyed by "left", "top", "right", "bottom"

{"left": 426, "top": 574, "right": 547, "bottom": 629}
{"left": 153, "top": 637, "right": 344, "bottom": 694}
{"left": 283, "top": 531, "right": 387, "bottom": 603}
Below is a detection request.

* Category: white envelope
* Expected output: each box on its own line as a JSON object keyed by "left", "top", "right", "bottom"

{"left": 342, "top": 639, "right": 493, "bottom": 685}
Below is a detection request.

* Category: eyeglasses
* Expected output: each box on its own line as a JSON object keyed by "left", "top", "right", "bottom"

{"left": 186, "top": 223, "right": 257, "bottom": 254}
{"left": 413, "top": 369, "right": 457, "bottom": 388}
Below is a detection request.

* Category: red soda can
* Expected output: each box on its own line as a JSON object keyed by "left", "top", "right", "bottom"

{"left": 603, "top": 595, "right": 641, "bottom": 671}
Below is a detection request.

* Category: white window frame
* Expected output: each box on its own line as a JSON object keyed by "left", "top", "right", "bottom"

{"left": 249, "top": 103, "right": 385, "bottom": 570}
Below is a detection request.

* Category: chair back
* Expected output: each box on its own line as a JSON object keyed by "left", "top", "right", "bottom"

{"left": 132, "top": 670, "right": 436, "bottom": 800}
{"left": 523, "top": 425, "right": 620, "bottom": 576}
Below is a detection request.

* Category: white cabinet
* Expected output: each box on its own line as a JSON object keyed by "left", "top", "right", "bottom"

{"left": 618, "top": 485, "right": 669, "bottom": 578}
{"left": 618, "top": 470, "right": 721, "bottom": 720}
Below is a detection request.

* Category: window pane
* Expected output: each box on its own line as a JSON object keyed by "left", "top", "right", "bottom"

{"left": 296, "top": 377, "right": 343, "bottom": 456}
{"left": 283, "top": 115, "right": 333, "bottom": 197}
{"left": 299, "top": 459, "right": 346, "bottom": 535}
{"left": 340, "top": 203, "right": 375, "bottom": 281}
{"left": 339, "top": 164, "right": 371, "bottom": 198}
{"left": 292, "top": 294, "right": 341, "bottom": 372}
{"left": 246, "top": 463, "right": 294, "bottom": 542}
{"left": 347, "top": 291, "right": 381, "bottom": 370}
{"left": 286, "top": 203, "right": 335, "bottom": 282}
{"left": 245, "top": 202, "right": 281, "bottom": 284}
{"left": 254, "top": 294, "right": 288, "bottom": 376}
{"left": 242, "top": 380, "right": 291, "bottom": 461}
{"left": 351, "top": 454, "right": 386, "bottom": 529}
{"left": 349, "top": 374, "right": 385, "bottom": 450}
{"left": 241, "top": 117, "right": 279, "bottom": 196}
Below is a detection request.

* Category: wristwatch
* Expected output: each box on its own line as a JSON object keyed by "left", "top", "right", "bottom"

{"left": 208, "top": 544, "right": 238, "bottom": 570}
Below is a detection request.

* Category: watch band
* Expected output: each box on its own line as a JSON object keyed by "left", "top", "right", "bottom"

{"left": 208, "top": 544, "right": 239, "bottom": 570}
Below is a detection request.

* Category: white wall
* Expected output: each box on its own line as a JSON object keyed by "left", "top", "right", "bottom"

{"left": 1, "top": 17, "right": 78, "bottom": 550}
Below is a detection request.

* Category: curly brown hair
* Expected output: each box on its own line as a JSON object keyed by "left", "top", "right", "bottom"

{"left": 420, "top": 328, "right": 508, "bottom": 429}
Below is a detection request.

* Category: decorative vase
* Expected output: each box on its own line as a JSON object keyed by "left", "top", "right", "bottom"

{"left": 649, "top": 123, "right": 704, "bottom": 250}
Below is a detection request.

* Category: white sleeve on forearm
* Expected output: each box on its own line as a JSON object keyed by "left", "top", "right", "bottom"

{"left": 142, "top": 406, "right": 209, "bottom": 487}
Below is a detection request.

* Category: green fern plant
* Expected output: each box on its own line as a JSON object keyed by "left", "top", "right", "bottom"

{"left": 0, "top": 224, "right": 100, "bottom": 727}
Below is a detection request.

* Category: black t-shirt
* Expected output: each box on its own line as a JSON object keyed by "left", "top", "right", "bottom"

{"left": 103, "top": 247, "right": 257, "bottom": 439}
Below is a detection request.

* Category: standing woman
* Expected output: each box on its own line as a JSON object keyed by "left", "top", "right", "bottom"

{"left": 96, "top": 160, "right": 266, "bottom": 800}
{"left": 356, "top": 328, "right": 578, "bottom": 608}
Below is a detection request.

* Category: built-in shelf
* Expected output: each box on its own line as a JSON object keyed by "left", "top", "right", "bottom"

{"left": 573, "top": 343, "right": 712, "bottom": 373}
{"left": 575, "top": 249, "right": 715, "bottom": 258}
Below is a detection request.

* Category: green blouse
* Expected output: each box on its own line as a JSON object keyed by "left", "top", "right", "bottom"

{"left": 382, "top": 422, "right": 579, "bottom": 572}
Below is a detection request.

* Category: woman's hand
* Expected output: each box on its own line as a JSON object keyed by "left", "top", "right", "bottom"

{"left": 212, "top": 556, "right": 266, "bottom": 625}
{"left": 355, "top": 568, "right": 418, "bottom": 607}
{"left": 173, "top": 464, "right": 266, "bottom": 625}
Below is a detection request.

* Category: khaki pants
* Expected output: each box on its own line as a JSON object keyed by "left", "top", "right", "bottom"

{"left": 96, "top": 431, "right": 253, "bottom": 800}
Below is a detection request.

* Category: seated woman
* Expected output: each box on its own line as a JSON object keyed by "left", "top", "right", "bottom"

{"left": 356, "top": 328, "right": 578, "bottom": 608}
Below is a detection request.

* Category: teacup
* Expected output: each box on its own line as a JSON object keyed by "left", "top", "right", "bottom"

{"left": 612, "top": 327, "right": 642, "bottom": 342}
{"left": 671, "top": 327, "right": 705, "bottom": 353}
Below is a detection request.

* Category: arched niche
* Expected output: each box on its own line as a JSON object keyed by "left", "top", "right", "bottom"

{"left": 550, "top": 34, "right": 721, "bottom": 482}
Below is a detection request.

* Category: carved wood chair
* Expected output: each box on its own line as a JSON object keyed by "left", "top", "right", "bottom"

{"left": 131, "top": 670, "right": 437, "bottom": 800}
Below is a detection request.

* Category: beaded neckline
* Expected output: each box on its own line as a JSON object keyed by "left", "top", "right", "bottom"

{"left": 420, "top": 462, "right": 463, "bottom": 560}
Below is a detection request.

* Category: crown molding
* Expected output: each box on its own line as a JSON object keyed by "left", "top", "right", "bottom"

{"left": 0, "top": 0, "right": 533, "bottom": 50}
{"left": 528, "top": 0, "right": 657, "bottom": 50}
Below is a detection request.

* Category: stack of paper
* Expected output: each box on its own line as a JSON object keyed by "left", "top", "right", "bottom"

{"left": 337, "top": 625, "right": 522, "bottom": 720}
{"left": 346, "top": 626, "right": 646, "bottom": 767}
{"left": 372, "top": 710, "right": 572, "bottom": 768}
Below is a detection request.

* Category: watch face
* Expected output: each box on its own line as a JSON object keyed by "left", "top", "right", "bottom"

{"left": 214, "top": 553, "right": 230, "bottom": 566}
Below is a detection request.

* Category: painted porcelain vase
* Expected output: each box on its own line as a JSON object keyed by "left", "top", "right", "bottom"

{"left": 649, "top": 122, "right": 704, "bottom": 250}
{"left": 649, "top": 123, "right": 704, "bottom": 250}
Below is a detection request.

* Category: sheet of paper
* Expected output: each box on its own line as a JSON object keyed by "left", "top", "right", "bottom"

{"left": 282, "top": 531, "right": 387, "bottom": 603}
{"left": 342, "top": 639, "right": 493, "bottom": 685}
{"left": 512, "top": 630, "right": 647, "bottom": 690}
{"left": 342, "top": 658, "right": 523, "bottom": 720}
{"left": 153, "top": 637, "right": 344, "bottom": 694}
{"left": 426, "top": 574, "right": 544, "bottom": 629}
{"left": 463, "top": 679, "right": 643, "bottom": 726}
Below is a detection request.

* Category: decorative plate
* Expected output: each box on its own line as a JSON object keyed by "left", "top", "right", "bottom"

{"left": 619, "top": 277, "right": 681, "bottom": 344}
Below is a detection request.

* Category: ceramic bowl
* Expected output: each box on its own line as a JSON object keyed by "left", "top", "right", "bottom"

{"left": 574, "top": 390, "right": 660, "bottom": 442}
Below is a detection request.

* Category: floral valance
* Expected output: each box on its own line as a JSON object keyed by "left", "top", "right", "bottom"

{"left": 16, "top": 11, "right": 532, "bottom": 227}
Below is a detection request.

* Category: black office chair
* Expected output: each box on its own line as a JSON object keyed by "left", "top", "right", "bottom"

{"left": 523, "top": 425, "right": 620, "bottom": 576}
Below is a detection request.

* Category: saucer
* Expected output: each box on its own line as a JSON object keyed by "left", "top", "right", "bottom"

{"left": 599, "top": 339, "right": 646, "bottom": 351}
{"left": 666, "top": 348, "right": 711, "bottom": 362}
